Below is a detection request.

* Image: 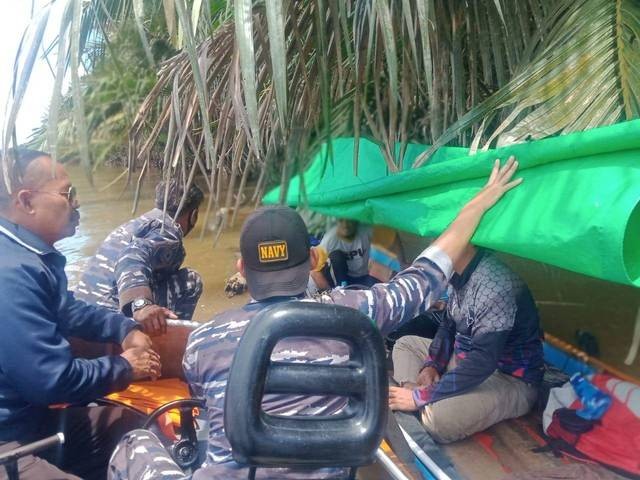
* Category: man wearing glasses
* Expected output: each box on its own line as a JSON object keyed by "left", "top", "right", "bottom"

{"left": 0, "top": 149, "right": 160, "bottom": 479}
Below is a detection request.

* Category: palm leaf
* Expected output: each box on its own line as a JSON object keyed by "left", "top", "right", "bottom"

{"left": 191, "top": 0, "right": 204, "bottom": 35}
{"left": 70, "top": 0, "right": 92, "bottom": 182}
{"left": 265, "top": 0, "right": 288, "bottom": 132}
{"left": 47, "top": 0, "right": 74, "bottom": 164}
{"left": 174, "top": 0, "right": 217, "bottom": 170}
{"left": 1, "top": 6, "right": 50, "bottom": 191}
{"left": 133, "top": 0, "right": 155, "bottom": 67}
{"left": 163, "top": 0, "right": 177, "bottom": 44}
{"left": 234, "top": 0, "right": 262, "bottom": 158}
{"left": 414, "top": 0, "right": 640, "bottom": 166}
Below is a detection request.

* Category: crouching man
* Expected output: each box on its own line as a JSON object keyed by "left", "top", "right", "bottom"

{"left": 108, "top": 158, "right": 522, "bottom": 479}
{"left": 75, "top": 180, "right": 204, "bottom": 335}
{"left": 389, "top": 245, "right": 544, "bottom": 443}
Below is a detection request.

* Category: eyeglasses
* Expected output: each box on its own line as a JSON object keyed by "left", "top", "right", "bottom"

{"left": 31, "top": 185, "right": 78, "bottom": 205}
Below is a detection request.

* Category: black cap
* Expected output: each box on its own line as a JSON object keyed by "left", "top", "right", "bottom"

{"left": 240, "top": 206, "right": 311, "bottom": 300}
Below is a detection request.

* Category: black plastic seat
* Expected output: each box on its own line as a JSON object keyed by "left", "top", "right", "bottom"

{"left": 224, "top": 301, "right": 387, "bottom": 474}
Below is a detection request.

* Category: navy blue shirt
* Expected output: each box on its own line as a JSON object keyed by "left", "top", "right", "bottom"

{"left": 414, "top": 250, "right": 544, "bottom": 407}
{"left": 0, "top": 217, "right": 138, "bottom": 442}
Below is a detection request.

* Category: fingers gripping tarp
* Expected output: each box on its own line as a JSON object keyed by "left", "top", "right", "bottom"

{"left": 263, "top": 120, "right": 640, "bottom": 287}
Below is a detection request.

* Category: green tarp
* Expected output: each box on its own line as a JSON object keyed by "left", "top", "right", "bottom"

{"left": 263, "top": 120, "right": 640, "bottom": 287}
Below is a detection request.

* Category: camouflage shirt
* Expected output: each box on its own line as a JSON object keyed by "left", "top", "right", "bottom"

{"left": 183, "top": 246, "right": 452, "bottom": 479}
{"left": 75, "top": 208, "right": 185, "bottom": 311}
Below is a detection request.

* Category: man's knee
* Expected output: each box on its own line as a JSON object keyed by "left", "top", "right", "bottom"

{"left": 393, "top": 335, "right": 431, "bottom": 358}
{"left": 108, "top": 429, "right": 185, "bottom": 480}
{"left": 421, "top": 404, "right": 469, "bottom": 444}
{"left": 392, "top": 336, "right": 432, "bottom": 385}
{"left": 420, "top": 374, "right": 538, "bottom": 443}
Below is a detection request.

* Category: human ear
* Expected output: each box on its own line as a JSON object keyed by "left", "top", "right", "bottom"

{"left": 309, "top": 247, "right": 318, "bottom": 270}
{"left": 237, "top": 257, "right": 245, "bottom": 276}
{"left": 16, "top": 190, "right": 35, "bottom": 215}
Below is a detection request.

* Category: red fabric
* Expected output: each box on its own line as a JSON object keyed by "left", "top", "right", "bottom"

{"left": 571, "top": 374, "right": 640, "bottom": 475}
{"left": 547, "top": 374, "right": 640, "bottom": 475}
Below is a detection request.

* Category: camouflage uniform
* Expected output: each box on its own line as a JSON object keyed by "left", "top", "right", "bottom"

{"left": 109, "top": 246, "right": 452, "bottom": 480}
{"left": 75, "top": 208, "right": 202, "bottom": 319}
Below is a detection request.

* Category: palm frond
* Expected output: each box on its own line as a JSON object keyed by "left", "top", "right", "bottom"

{"left": 1, "top": 5, "right": 51, "bottom": 192}
{"left": 414, "top": 0, "right": 640, "bottom": 166}
{"left": 6, "top": 0, "right": 639, "bottom": 241}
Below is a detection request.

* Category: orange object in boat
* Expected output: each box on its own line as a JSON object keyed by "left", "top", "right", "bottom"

{"left": 106, "top": 378, "right": 192, "bottom": 427}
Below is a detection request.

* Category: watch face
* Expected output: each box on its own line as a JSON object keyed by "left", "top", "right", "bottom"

{"left": 133, "top": 299, "right": 147, "bottom": 308}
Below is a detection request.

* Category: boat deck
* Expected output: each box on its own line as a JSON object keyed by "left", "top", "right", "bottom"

{"left": 442, "top": 413, "right": 626, "bottom": 480}
{"left": 359, "top": 413, "right": 628, "bottom": 480}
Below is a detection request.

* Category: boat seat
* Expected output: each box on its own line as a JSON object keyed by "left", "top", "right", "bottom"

{"left": 224, "top": 301, "right": 388, "bottom": 478}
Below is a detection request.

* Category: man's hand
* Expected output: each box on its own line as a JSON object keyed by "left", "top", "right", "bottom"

{"left": 416, "top": 366, "right": 440, "bottom": 387}
{"left": 433, "top": 157, "right": 522, "bottom": 267}
{"left": 466, "top": 156, "right": 522, "bottom": 214}
{"left": 133, "top": 304, "right": 177, "bottom": 336}
{"left": 121, "top": 329, "right": 153, "bottom": 351}
{"left": 121, "top": 347, "right": 162, "bottom": 381}
{"left": 389, "top": 386, "right": 419, "bottom": 412}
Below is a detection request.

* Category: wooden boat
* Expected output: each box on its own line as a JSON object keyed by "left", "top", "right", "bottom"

{"left": 88, "top": 320, "right": 637, "bottom": 480}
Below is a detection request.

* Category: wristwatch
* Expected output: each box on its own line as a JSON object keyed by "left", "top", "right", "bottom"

{"left": 131, "top": 298, "right": 153, "bottom": 314}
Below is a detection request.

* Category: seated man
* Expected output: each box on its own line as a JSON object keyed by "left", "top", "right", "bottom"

{"left": 75, "top": 179, "right": 204, "bottom": 334}
{"left": 389, "top": 245, "right": 544, "bottom": 443}
{"left": 109, "top": 157, "right": 522, "bottom": 479}
{"left": 0, "top": 150, "right": 160, "bottom": 480}
{"left": 320, "top": 218, "right": 376, "bottom": 287}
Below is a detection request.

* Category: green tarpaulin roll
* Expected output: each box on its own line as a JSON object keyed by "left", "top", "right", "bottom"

{"left": 263, "top": 120, "right": 640, "bottom": 287}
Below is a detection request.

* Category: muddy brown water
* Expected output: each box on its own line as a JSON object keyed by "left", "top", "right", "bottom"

{"left": 58, "top": 166, "right": 640, "bottom": 379}
{"left": 58, "top": 166, "right": 248, "bottom": 321}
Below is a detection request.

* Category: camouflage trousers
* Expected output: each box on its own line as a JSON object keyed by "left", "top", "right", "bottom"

{"left": 108, "top": 429, "right": 188, "bottom": 480}
{"left": 154, "top": 268, "right": 203, "bottom": 320}
{"left": 108, "top": 429, "right": 350, "bottom": 480}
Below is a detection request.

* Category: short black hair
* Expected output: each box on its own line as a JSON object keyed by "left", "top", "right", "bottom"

{"left": 155, "top": 179, "right": 204, "bottom": 216}
{"left": 5, "top": 148, "right": 51, "bottom": 182}
{"left": 0, "top": 149, "right": 50, "bottom": 202}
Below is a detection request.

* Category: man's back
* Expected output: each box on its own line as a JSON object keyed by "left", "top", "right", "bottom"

{"left": 184, "top": 298, "right": 350, "bottom": 479}
{"left": 184, "top": 246, "right": 453, "bottom": 478}
{"left": 75, "top": 208, "right": 184, "bottom": 310}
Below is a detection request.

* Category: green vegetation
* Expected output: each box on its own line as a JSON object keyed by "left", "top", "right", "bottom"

{"left": 3, "top": 0, "right": 639, "bottom": 227}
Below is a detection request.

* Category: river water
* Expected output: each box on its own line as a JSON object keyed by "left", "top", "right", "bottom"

{"left": 57, "top": 166, "right": 249, "bottom": 321}
{"left": 57, "top": 166, "right": 640, "bottom": 378}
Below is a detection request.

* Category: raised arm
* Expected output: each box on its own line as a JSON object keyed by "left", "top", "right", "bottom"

{"left": 432, "top": 156, "right": 520, "bottom": 266}
{"left": 319, "top": 158, "right": 522, "bottom": 335}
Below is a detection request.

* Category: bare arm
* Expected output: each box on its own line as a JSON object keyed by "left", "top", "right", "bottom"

{"left": 320, "top": 157, "right": 523, "bottom": 336}
{"left": 433, "top": 156, "right": 521, "bottom": 266}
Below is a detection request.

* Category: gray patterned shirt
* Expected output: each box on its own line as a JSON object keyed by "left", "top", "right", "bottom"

{"left": 415, "top": 250, "right": 544, "bottom": 407}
